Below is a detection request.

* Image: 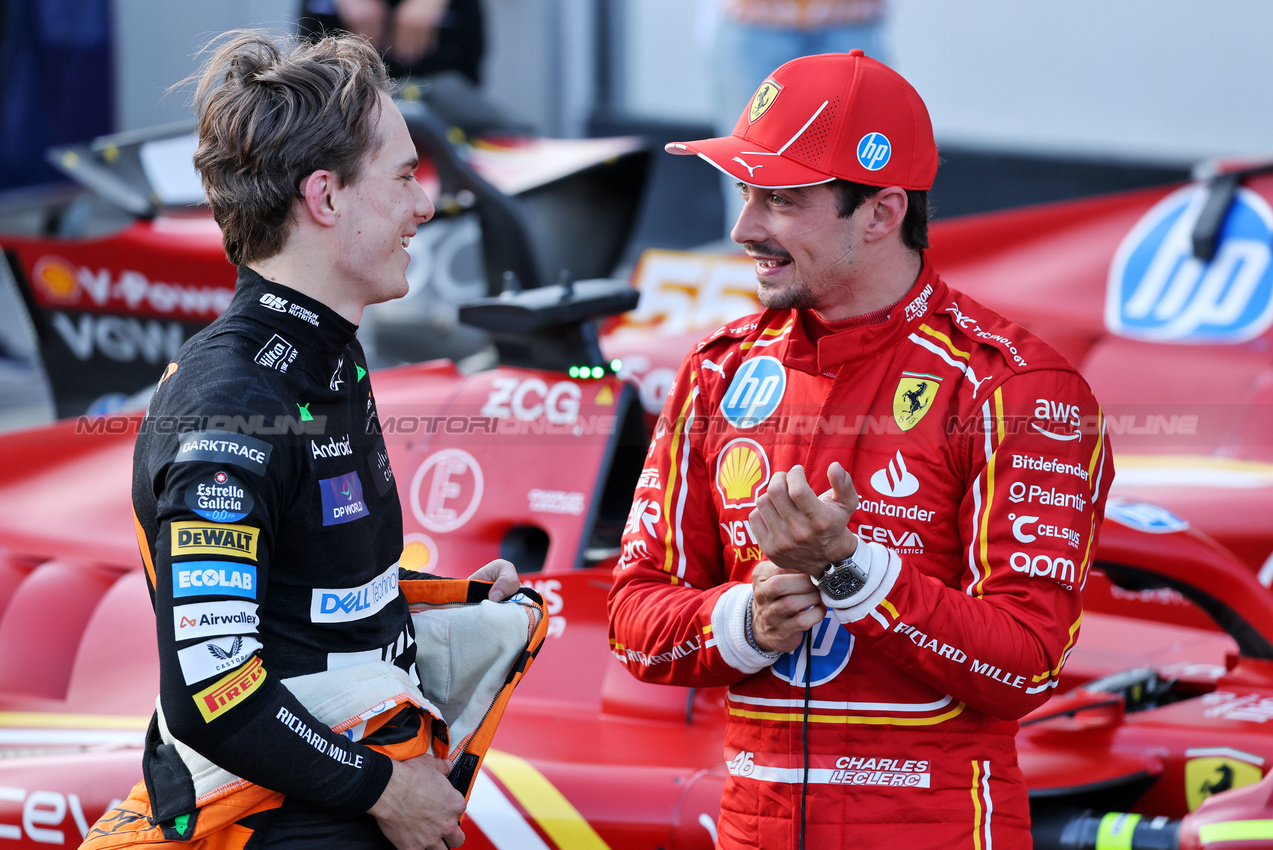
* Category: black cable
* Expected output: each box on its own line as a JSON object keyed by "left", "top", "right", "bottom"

{"left": 799, "top": 628, "right": 812, "bottom": 850}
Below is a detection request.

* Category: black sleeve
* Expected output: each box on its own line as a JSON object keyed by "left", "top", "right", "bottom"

{"left": 140, "top": 404, "right": 392, "bottom": 814}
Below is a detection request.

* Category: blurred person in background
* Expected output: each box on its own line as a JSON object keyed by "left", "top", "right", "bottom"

{"left": 298, "top": 0, "right": 485, "bottom": 84}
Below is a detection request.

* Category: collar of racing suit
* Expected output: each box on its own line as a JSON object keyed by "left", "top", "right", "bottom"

{"left": 780, "top": 251, "right": 946, "bottom": 375}
{"left": 233, "top": 265, "right": 359, "bottom": 359}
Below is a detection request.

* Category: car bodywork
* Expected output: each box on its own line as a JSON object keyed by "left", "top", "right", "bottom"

{"left": 0, "top": 141, "right": 1273, "bottom": 845}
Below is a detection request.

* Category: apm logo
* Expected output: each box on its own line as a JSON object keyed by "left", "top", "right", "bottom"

{"left": 1107, "top": 185, "right": 1273, "bottom": 343}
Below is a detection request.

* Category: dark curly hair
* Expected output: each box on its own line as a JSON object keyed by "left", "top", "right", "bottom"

{"left": 190, "top": 30, "right": 393, "bottom": 265}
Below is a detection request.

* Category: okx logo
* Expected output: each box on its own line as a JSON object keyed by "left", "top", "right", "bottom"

{"left": 1107, "top": 185, "right": 1273, "bottom": 343}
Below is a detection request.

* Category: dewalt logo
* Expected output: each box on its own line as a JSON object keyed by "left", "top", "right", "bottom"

{"left": 172, "top": 521, "right": 260, "bottom": 560}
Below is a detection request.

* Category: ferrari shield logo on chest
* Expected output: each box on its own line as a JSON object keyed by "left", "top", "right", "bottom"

{"left": 749, "top": 79, "right": 782, "bottom": 123}
{"left": 893, "top": 372, "right": 941, "bottom": 431}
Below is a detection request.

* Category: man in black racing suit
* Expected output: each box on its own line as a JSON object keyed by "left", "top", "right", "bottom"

{"left": 121, "top": 31, "right": 516, "bottom": 850}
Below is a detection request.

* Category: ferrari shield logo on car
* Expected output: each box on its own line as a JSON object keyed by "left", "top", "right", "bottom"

{"left": 716, "top": 438, "right": 770, "bottom": 509}
{"left": 893, "top": 372, "right": 940, "bottom": 431}
{"left": 1185, "top": 754, "right": 1262, "bottom": 811}
{"left": 749, "top": 79, "right": 782, "bottom": 123}
{"left": 1107, "top": 185, "right": 1273, "bottom": 343}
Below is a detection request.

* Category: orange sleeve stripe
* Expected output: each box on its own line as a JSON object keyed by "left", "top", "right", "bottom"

{"left": 133, "top": 510, "right": 156, "bottom": 588}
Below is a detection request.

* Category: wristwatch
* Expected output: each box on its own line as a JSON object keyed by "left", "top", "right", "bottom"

{"left": 812, "top": 551, "right": 869, "bottom": 600}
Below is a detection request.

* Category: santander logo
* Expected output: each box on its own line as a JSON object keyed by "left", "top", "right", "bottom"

{"left": 870, "top": 451, "right": 920, "bottom": 498}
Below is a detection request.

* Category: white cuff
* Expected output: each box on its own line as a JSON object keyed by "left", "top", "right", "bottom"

{"left": 823, "top": 540, "right": 902, "bottom": 624}
{"left": 712, "top": 584, "right": 780, "bottom": 673}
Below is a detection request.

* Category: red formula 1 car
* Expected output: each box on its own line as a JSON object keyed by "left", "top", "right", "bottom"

{"left": 0, "top": 158, "right": 1272, "bottom": 848}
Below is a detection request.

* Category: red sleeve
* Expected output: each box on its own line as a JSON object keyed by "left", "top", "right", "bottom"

{"left": 829, "top": 369, "right": 1114, "bottom": 720}
{"left": 607, "top": 350, "right": 774, "bottom": 687}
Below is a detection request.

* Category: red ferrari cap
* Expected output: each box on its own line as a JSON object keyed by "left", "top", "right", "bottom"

{"left": 666, "top": 50, "right": 937, "bottom": 190}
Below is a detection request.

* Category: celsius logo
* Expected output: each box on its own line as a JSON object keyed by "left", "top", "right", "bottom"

{"left": 870, "top": 451, "right": 919, "bottom": 498}
{"left": 722, "top": 356, "right": 786, "bottom": 428}
{"left": 260, "top": 293, "right": 288, "bottom": 312}
{"left": 857, "top": 133, "right": 891, "bottom": 171}
{"left": 772, "top": 612, "right": 853, "bottom": 687}
{"left": 1107, "top": 185, "right": 1273, "bottom": 343}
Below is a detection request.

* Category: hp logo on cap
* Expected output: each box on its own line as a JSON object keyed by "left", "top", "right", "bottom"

{"left": 857, "top": 133, "right": 891, "bottom": 171}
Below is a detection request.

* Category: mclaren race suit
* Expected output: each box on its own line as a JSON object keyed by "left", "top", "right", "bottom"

{"left": 609, "top": 258, "right": 1114, "bottom": 849}
{"left": 129, "top": 267, "right": 411, "bottom": 839}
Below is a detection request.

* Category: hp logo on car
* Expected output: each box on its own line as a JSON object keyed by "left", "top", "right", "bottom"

{"left": 1106, "top": 185, "right": 1273, "bottom": 343}
{"left": 771, "top": 612, "right": 853, "bottom": 688}
{"left": 722, "top": 356, "right": 786, "bottom": 428}
{"left": 857, "top": 133, "right": 891, "bottom": 171}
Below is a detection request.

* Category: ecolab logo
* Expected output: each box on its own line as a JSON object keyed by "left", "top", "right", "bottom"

{"left": 311, "top": 434, "right": 353, "bottom": 459}
{"left": 310, "top": 563, "right": 399, "bottom": 623}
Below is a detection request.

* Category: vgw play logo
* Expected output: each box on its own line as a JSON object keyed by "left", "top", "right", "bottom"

{"left": 1107, "top": 185, "right": 1273, "bottom": 343}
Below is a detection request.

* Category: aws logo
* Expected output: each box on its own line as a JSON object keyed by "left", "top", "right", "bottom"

{"left": 716, "top": 439, "right": 770, "bottom": 509}
{"left": 171, "top": 522, "right": 259, "bottom": 559}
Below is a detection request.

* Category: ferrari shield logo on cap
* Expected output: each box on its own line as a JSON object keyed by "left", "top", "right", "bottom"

{"left": 1185, "top": 754, "right": 1262, "bottom": 811}
{"left": 749, "top": 79, "right": 782, "bottom": 123}
{"left": 893, "top": 372, "right": 940, "bottom": 431}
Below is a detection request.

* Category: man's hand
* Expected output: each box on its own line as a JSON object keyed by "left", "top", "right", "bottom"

{"left": 467, "top": 558, "right": 519, "bottom": 602}
{"left": 749, "top": 462, "right": 859, "bottom": 577}
{"left": 336, "top": 0, "right": 389, "bottom": 47}
{"left": 368, "top": 754, "right": 466, "bottom": 849}
{"left": 391, "top": 0, "right": 448, "bottom": 64}
{"left": 751, "top": 561, "right": 826, "bottom": 654}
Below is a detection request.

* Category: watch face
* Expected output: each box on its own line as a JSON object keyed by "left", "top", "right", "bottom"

{"left": 824, "top": 566, "right": 865, "bottom": 600}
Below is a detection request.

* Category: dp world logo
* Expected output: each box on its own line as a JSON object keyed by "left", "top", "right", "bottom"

{"left": 771, "top": 612, "right": 853, "bottom": 688}
{"left": 857, "top": 133, "right": 891, "bottom": 172}
{"left": 722, "top": 356, "right": 786, "bottom": 428}
{"left": 1107, "top": 185, "right": 1273, "bottom": 343}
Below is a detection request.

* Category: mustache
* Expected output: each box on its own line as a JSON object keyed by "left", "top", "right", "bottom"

{"left": 744, "top": 242, "right": 792, "bottom": 261}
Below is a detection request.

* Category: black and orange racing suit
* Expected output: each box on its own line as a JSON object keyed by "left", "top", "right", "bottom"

{"left": 609, "top": 257, "right": 1115, "bottom": 849}
{"left": 129, "top": 267, "right": 412, "bottom": 843}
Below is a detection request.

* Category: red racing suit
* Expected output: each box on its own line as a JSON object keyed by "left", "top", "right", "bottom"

{"left": 608, "top": 259, "right": 1114, "bottom": 849}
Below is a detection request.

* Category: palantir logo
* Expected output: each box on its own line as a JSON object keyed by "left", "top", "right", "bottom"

{"left": 869, "top": 450, "right": 920, "bottom": 498}
{"left": 1107, "top": 185, "right": 1273, "bottom": 343}
{"left": 722, "top": 356, "right": 786, "bottom": 428}
{"left": 856, "top": 133, "right": 891, "bottom": 172}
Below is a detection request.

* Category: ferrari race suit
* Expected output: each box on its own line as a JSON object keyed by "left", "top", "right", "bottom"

{"left": 125, "top": 267, "right": 413, "bottom": 844}
{"left": 609, "top": 257, "right": 1115, "bottom": 849}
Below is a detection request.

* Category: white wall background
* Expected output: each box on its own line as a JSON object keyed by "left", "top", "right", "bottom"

{"left": 619, "top": 0, "right": 1273, "bottom": 165}
{"left": 114, "top": 0, "right": 1273, "bottom": 165}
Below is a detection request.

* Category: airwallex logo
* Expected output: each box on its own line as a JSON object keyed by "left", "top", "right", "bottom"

{"left": 310, "top": 563, "right": 400, "bottom": 623}
{"left": 319, "top": 471, "right": 369, "bottom": 526}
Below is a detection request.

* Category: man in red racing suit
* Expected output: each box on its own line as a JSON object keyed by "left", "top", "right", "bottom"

{"left": 608, "top": 51, "right": 1114, "bottom": 849}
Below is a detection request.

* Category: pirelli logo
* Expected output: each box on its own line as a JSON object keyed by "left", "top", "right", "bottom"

{"left": 172, "top": 521, "right": 259, "bottom": 560}
{"left": 194, "top": 655, "right": 266, "bottom": 722}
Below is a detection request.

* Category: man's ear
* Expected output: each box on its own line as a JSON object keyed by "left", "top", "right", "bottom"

{"left": 299, "top": 170, "right": 340, "bottom": 227}
{"left": 862, "top": 186, "right": 909, "bottom": 242}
